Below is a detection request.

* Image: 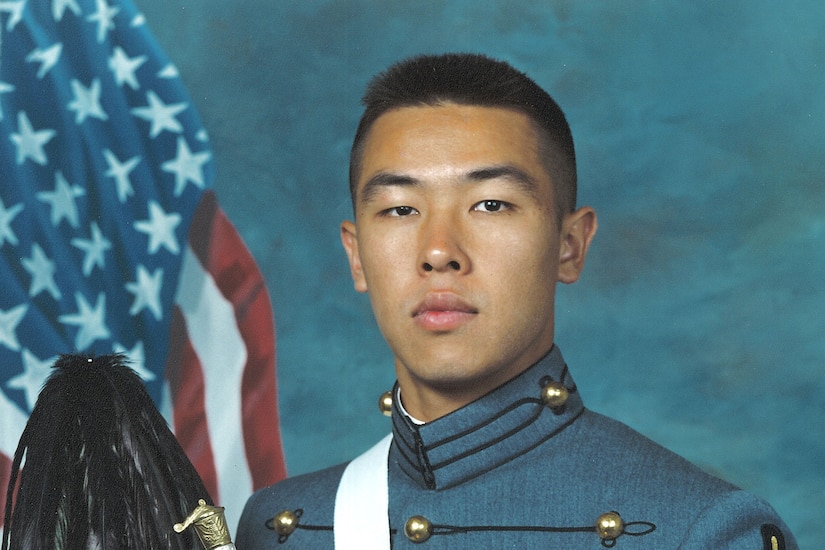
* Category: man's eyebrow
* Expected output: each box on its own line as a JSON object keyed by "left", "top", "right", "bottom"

{"left": 357, "top": 165, "right": 540, "bottom": 205}
{"left": 359, "top": 172, "right": 419, "bottom": 205}
{"left": 466, "top": 165, "right": 540, "bottom": 197}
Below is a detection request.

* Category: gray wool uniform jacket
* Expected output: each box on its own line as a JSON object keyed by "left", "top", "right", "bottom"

{"left": 236, "top": 345, "right": 797, "bottom": 549}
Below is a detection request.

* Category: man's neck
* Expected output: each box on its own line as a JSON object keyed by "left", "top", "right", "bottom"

{"left": 395, "top": 385, "right": 474, "bottom": 423}
{"left": 395, "top": 364, "right": 535, "bottom": 422}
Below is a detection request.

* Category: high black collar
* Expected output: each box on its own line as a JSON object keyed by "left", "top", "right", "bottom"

{"left": 389, "top": 345, "right": 583, "bottom": 490}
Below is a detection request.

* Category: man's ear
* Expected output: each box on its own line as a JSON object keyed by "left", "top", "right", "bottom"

{"left": 557, "top": 206, "right": 598, "bottom": 284}
{"left": 341, "top": 220, "right": 368, "bottom": 293}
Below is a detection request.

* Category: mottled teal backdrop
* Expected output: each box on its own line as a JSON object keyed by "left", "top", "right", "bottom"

{"left": 139, "top": 1, "right": 823, "bottom": 546}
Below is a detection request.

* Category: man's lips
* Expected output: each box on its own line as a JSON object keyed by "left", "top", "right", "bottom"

{"left": 412, "top": 293, "right": 478, "bottom": 331}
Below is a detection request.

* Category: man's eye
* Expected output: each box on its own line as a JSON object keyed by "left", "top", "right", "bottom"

{"left": 473, "top": 200, "right": 509, "bottom": 213}
{"left": 384, "top": 206, "right": 418, "bottom": 217}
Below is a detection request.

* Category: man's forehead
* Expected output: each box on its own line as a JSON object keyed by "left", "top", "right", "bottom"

{"left": 355, "top": 103, "right": 550, "bottom": 194}
{"left": 361, "top": 104, "right": 541, "bottom": 165}
{"left": 367, "top": 102, "right": 537, "bottom": 134}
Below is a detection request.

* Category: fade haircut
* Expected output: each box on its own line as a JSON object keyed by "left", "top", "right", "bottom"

{"left": 349, "top": 53, "right": 577, "bottom": 224}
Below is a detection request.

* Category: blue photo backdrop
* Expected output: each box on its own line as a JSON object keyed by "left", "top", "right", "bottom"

{"left": 139, "top": 1, "right": 824, "bottom": 545}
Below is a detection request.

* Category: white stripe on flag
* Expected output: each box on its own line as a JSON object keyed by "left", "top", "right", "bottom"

{"left": 175, "top": 245, "right": 252, "bottom": 531}
{"left": 0, "top": 391, "right": 28, "bottom": 459}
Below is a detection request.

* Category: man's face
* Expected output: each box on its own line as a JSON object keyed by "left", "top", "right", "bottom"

{"left": 341, "top": 103, "right": 594, "bottom": 419}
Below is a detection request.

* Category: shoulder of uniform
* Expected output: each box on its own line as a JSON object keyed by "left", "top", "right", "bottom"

{"left": 680, "top": 490, "right": 798, "bottom": 549}
{"left": 580, "top": 410, "right": 747, "bottom": 486}
{"left": 236, "top": 462, "right": 348, "bottom": 547}
{"left": 247, "top": 461, "right": 348, "bottom": 514}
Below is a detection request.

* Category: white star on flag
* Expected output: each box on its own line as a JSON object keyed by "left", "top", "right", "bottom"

{"left": 126, "top": 264, "right": 163, "bottom": 320}
{"left": 134, "top": 200, "right": 181, "bottom": 254}
{"left": 25, "top": 43, "right": 63, "bottom": 79}
{"left": 0, "top": 304, "right": 28, "bottom": 352}
{"left": 53, "top": 0, "right": 82, "bottom": 22}
{"left": 10, "top": 111, "right": 57, "bottom": 165}
{"left": 6, "top": 349, "right": 58, "bottom": 410}
{"left": 162, "top": 136, "right": 212, "bottom": 196}
{"left": 86, "top": 0, "right": 120, "bottom": 44}
{"left": 71, "top": 221, "right": 112, "bottom": 275}
{"left": 59, "top": 292, "right": 110, "bottom": 350}
{"left": 103, "top": 148, "right": 141, "bottom": 202}
{"left": 68, "top": 78, "right": 109, "bottom": 123}
{"left": 0, "top": 1, "right": 25, "bottom": 31}
{"left": 130, "top": 90, "right": 187, "bottom": 138}
{"left": 36, "top": 171, "right": 86, "bottom": 228}
{"left": 109, "top": 46, "right": 146, "bottom": 90}
{"left": 22, "top": 244, "right": 62, "bottom": 300}
{"left": 0, "top": 197, "right": 24, "bottom": 247}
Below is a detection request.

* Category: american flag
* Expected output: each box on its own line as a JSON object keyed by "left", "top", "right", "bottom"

{"left": 0, "top": 0, "right": 286, "bottom": 532}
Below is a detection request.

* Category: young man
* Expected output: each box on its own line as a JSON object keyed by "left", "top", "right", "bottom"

{"left": 237, "top": 53, "right": 797, "bottom": 549}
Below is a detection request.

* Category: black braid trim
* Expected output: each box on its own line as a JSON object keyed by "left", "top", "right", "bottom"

{"left": 428, "top": 520, "right": 655, "bottom": 547}
{"left": 265, "top": 511, "right": 656, "bottom": 546}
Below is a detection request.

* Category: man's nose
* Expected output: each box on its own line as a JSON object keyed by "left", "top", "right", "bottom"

{"left": 418, "top": 213, "right": 470, "bottom": 275}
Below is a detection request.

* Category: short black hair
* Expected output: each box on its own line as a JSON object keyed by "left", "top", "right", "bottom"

{"left": 349, "top": 53, "right": 577, "bottom": 223}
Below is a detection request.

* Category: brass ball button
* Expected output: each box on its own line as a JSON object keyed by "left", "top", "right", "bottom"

{"left": 540, "top": 381, "right": 569, "bottom": 408}
{"left": 271, "top": 510, "right": 299, "bottom": 537}
{"left": 378, "top": 390, "right": 393, "bottom": 417}
{"left": 595, "top": 511, "right": 624, "bottom": 541}
{"left": 404, "top": 515, "right": 433, "bottom": 543}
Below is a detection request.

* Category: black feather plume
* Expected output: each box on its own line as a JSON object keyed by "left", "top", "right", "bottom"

{"left": 3, "top": 354, "right": 213, "bottom": 549}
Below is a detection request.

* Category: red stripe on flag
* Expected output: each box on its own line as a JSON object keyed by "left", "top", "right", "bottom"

{"left": 213, "top": 205, "right": 286, "bottom": 486}
{"left": 166, "top": 306, "right": 220, "bottom": 502}
{"left": 240, "top": 285, "right": 286, "bottom": 488}
{"left": 0, "top": 452, "right": 12, "bottom": 528}
{"left": 187, "top": 191, "right": 286, "bottom": 487}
